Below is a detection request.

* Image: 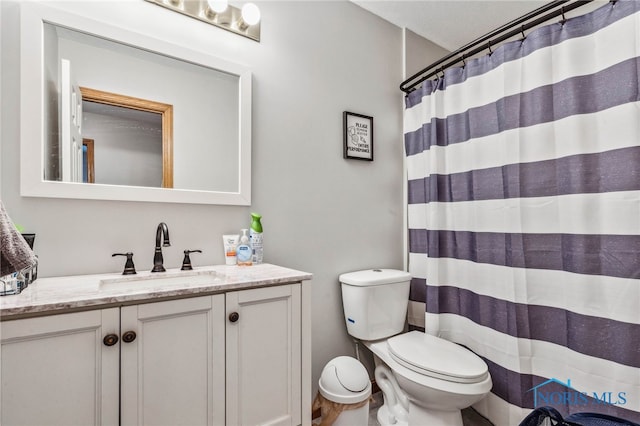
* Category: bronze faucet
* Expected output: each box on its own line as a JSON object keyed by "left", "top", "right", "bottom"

{"left": 152, "top": 222, "right": 171, "bottom": 272}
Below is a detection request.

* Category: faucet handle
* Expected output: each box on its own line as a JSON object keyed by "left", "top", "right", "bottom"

{"left": 181, "top": 250, "right": 202, "bottom": 271}
{"left": 112, "top": 252, "right": 137, "bottom": 275}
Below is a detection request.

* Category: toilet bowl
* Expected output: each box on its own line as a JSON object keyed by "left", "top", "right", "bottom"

{"left": 366, "top": 331, "right": 492, "bottom": 426}
{"left": 339, "top": 269, "right": 492, "bottom": 426}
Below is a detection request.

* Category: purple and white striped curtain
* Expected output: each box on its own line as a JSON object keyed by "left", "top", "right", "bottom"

{"left": 404, "top": 1, "right": 640, "bottom": 425}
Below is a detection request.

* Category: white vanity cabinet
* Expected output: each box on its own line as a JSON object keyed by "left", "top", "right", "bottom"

{"left": 226, "top": 284, "right": 302, "bottom": 426}
{"left": 119, "top": 294, "right": 227, "bottom": 426}
{"left": 0, "top": 308, "right": 121, "bottom": 425}
{"left": 1, "top": 282, "right": 308, "bottom": 426}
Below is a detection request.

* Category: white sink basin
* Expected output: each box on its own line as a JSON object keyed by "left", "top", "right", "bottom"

{"left": 99, "top": 270, "right": 223, "bottom": 290}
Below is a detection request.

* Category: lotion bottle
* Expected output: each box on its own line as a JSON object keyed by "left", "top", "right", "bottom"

{"left": 236, "top": 229, "right": 253, "bottom": 266}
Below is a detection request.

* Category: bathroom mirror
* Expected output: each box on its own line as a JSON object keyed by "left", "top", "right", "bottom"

{"left": 20, "top": 2, "right": 252, "bottom": 205}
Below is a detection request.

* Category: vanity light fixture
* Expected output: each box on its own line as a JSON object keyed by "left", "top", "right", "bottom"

{"left": 238, "top": 3, "right": 261, "bottom": 31}
{"left": 205, "top": 0, "right": 228, "bottom": 21}
{"left": 144, "top": 0, "right": 261, "bottom": 42}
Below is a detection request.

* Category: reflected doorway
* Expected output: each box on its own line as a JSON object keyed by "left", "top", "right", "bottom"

{"left": 82, "top": 138, "right": 95, "bottom": 183}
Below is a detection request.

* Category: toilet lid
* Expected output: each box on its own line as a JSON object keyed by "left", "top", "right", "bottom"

{"left": 387, "top": 331, "right": 489, "bottom": 384}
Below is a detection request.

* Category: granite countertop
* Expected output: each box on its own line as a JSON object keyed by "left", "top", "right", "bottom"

{"left": 0, "top": 263, "right": 312, "bottom": 321}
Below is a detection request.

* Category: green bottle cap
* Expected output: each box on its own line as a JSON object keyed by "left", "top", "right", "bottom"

{"left": 250, "top": 212, "right": 262, "bottom": 233}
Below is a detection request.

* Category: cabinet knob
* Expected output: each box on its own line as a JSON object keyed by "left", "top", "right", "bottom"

{"left": 228, "top": 312, "right": 240, "bottom": 323}
{"left": 122, "top": 330, "right": 137, "bottom": 343}
{"left": 103, "top": 333, "right": 119, "bottom": 347}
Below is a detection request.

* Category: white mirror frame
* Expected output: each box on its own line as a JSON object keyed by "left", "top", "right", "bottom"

{"left": 20, "top": 2, "right": 252, "bottom": 205}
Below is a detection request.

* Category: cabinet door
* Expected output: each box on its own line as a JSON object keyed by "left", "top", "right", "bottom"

{"left": 120, "top": 295, "right": 225, "bottom": 426}
{"left": 226, "top": 284, "right": 302, "bottom": 426}
{"left": 0, "top": 308, "right": 120, "bottom": 425}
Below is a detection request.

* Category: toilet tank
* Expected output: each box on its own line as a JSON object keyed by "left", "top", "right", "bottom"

{"left": 339, "top": 269, "right": 412, "bottom": 341}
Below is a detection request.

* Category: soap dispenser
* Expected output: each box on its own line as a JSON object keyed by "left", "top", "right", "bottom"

{"left": 236, "top": 229, "right": 253, "bottom": 266}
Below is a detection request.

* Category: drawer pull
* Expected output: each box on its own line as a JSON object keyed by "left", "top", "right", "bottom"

{"left": 228, "top": 312, "right": 240, "bottom": 323}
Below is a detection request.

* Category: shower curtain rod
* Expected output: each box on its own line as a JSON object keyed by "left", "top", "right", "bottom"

{"left": 400, "top": 0, "right": 596, "bottom": 94}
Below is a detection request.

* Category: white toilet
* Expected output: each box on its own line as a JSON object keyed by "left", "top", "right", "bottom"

{"left": 339, "top": 269, "right": 492, "bottom": 426}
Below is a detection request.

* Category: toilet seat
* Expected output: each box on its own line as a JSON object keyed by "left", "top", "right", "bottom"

{"left": 387, "top": 331, "right": 488, "bottom": 384}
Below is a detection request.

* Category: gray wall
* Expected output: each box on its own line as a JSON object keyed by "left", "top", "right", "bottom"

{"left": 405, "top": 28, "right": 451, "bottom": 80}
{"left": 1, "top": 0, "right": 405, "bottom": 399}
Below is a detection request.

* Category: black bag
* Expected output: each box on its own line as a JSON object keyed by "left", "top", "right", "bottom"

{"left": 519, "top": 406, "right": 640, "bottom": 426}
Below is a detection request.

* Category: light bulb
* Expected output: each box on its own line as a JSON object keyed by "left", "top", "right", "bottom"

{"left": 207, "top": 0, "right": 228, "bottom": 14}
{"left": 241, "top": 3, "right": 260, "bottom": 26}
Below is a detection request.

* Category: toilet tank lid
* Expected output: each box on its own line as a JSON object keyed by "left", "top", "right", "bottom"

{"left": 339, "top": 269, "right": 411, "bottom": 286}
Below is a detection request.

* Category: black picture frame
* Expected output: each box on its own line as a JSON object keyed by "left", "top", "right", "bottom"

{"left": 343, "top": 111, "right": 373, "bottom": 161}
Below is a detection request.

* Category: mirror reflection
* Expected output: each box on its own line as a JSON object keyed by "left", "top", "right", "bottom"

{"left": 44, "top": 22, "right": 240, "bottom": 192}
{"left": 80, "top": 86, "right": 172, "bottom": 188}
{"left": 82, "top": 96, "right": 166, "bottom": 188}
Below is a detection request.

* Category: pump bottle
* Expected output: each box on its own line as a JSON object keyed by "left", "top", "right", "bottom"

{"left": 236, "top": 229, "right": 253, "bottom": 266}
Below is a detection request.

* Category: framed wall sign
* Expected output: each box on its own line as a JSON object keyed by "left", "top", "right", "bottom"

{"left": 343, "top": 111, "right": 373, "bottom": 161}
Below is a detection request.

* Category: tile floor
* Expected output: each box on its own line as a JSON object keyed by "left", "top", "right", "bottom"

{"left": 368, "top": 392, "right": 494, "bottom": 426}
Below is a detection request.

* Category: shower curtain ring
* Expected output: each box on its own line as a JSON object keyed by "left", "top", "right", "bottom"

{"left": 460, "top": 54, "right": 466, "bottom": 68}
{"left": 487, "top": 41, "right": 493, "bottom": 55}
{"left": 434, "top": 67, "right": 445, "bottom": 86}
{"left": 560, "top": 6, "right": 567, "bottom": 25}
{"left": 520, "top": 25, "right": 526, "bottom": 40}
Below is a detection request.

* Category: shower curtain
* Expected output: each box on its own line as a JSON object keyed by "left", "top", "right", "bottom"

{"left": 404, "top": 1, "right": 639, "bottom": 425}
